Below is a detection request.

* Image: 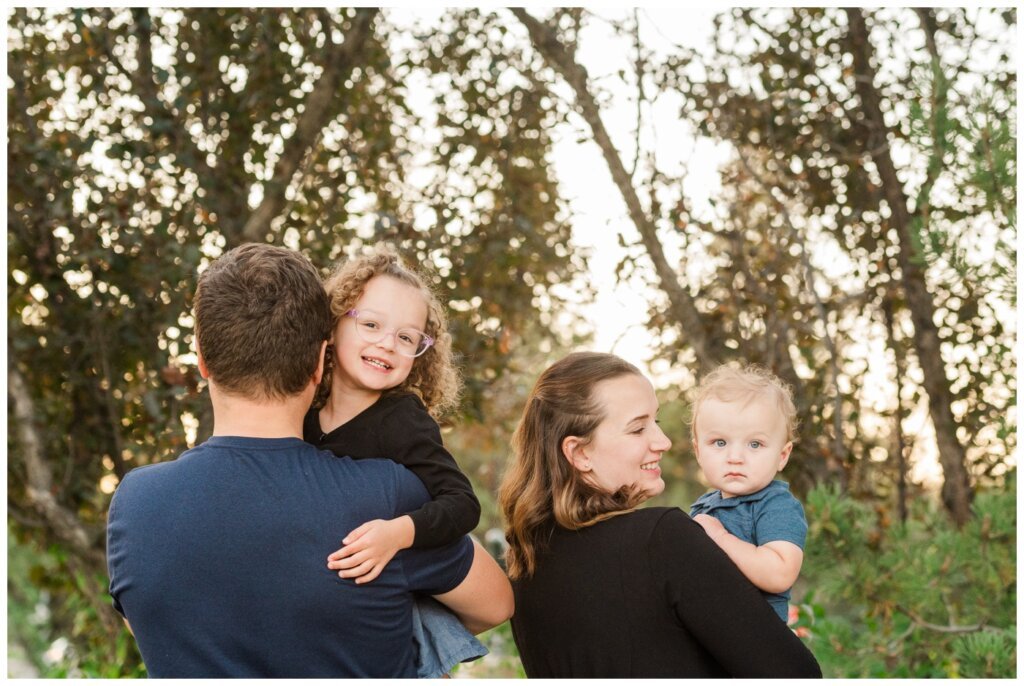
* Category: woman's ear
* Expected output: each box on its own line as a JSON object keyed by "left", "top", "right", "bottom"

{"left": 561, "top": 436, "right": 591, "bottom": 472}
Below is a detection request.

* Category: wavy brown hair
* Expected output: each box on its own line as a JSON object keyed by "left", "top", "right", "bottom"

{"left": 315, "top": 243, "right": 460, "bottom": 418}
{"left": 499, "top": 352, "right": 650, "bottom": 580}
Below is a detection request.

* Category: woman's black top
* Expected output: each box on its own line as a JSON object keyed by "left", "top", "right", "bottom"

{"left": 510, "top": 507, "right": 822, "bottom": 678}
{"left": 303, "top": 392, "right": 480, "bottom": 549}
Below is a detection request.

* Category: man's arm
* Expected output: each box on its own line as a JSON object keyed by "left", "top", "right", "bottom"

{"left": 693, "top": 514, "right": 803, "bottom": 593}
{"left": 432, "top": 539, "right": 514, "bottom": 634}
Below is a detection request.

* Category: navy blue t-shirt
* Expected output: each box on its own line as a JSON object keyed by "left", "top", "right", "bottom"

{"left": 106, "top": 436, "right": 475, "bottom": 678}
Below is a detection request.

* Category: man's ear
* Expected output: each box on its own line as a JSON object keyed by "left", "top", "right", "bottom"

{"left": 561, "top": 436, "right": 591, "bottom": 472}
{"left": 312, "top": 340, "right": 328, "bottom": 386}
{"left": 196, "top": 340, "right": 210, "bottom": 380}
{"left": 778, "top": 441, "right": 794, "bottom": 471}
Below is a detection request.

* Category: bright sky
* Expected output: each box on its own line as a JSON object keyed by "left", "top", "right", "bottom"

{"left": 546, "top": 8, "right": 723, "bottom": 385}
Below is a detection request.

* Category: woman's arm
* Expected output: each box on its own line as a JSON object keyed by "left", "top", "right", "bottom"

{"left": 651, "top": 510, "right": 821, "bottom": 678}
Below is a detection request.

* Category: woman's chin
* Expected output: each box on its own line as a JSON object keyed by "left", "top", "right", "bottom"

{"left": 641, "top": 478, "right": 665, "bottom": 498}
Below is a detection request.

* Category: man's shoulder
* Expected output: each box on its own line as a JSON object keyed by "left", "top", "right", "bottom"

{"left": 299, "top": 449, "right": 428, "bottom": 502}
{"left": 116, "top": 452, "right": 191, "bottom": 489}
{"left": 341, "top": 453, "right": 412, "bottom": 477}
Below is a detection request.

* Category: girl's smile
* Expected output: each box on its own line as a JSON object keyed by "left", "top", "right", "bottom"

{"left": 331, "top": 275, "right": 428, "bottom": 397}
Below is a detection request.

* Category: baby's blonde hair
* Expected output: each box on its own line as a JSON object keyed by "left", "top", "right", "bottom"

{"left": 690, "top": 364, "right": 797, "bottom": 446}
{"left": 316, "top": 243, "right": 461, "bottom": 418}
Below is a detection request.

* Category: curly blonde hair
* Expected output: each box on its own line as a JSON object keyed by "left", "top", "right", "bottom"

{"left": 315, "top": 243, "right": 461, "bottom": 418}
{"left": 689, "top": 363, "right": 798, "bottom": 447}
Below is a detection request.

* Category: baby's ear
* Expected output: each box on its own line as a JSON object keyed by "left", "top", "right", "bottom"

{"left": 778, "top": 441, "right": 794, "bottom": 470}
{"left": 561, "top": 436, "right": 591, "bottom": 473}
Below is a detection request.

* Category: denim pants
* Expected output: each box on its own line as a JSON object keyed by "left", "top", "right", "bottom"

{"left": 412, "top": 596, "right": 488, "bottom": 678}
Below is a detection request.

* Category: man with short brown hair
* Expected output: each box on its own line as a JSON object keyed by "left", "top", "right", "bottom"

{"left": 107, "top": 243, "right": 512, "bottom": 677}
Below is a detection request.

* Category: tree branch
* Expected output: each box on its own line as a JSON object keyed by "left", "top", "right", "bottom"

{"left": 897, "top": 603, "right": 986, "bottom": 634}
{"left": 241, "top": 8, "right": 380, "bottom": 242}
{"left": 629, "top": 9, "right": 643, "bottom": 181}
{"left": 911, "top": 8, "right": 949, "bottom": 223}
{"left": 130, "top": 8, "right": 239, "bottom": 232}
{"left": 511, "top": 8, "right": 721, "bottom": 371}
{"left": 8, "top": 352, "right": 105, "bottom": 566}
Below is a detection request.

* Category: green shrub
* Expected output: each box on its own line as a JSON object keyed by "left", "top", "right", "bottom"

{"left": 797, "top": 476, "right": 1016, "bottom": 678}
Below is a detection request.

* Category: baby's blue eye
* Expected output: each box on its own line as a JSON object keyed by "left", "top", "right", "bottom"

{"left": 749, "top": 440, "right": 763, "bottom": 449}
{"left": 713, "top": 439, "right": 726, "bottom": 448}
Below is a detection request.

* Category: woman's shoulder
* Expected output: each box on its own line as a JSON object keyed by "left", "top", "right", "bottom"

{"left": 571, "top": 508, "right": 705, "bottom": 567}
{"left": 632, "top": 505, "right": 690, "bottom": 522}
{"left": 630, "top": 506, "right": 710, "bottom": 545}
{"left": 599, "top": 506, "right": 694, "bottom": 537}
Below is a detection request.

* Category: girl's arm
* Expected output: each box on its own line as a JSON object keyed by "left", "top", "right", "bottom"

{"left": 380, "top": 395, "right": 480, "bottom": 548}
{"left": 328, "top": 395, "right": 480, "bottom": 583}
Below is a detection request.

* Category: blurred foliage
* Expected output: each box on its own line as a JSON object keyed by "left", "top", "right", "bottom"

{"left": 450, "top": 621, "right": 527, "bottom": 679}
{"left": 7, "top": 526, "right": 147, "bottom": 677}
{"left": 6, "top": 6, "right": 1016, "bottom": 678}
{"left": 636, "top": 7, "right": 1016, "bottom": 505}
{"left": 796, "top": 476, "right": 1016, "bottom": 677}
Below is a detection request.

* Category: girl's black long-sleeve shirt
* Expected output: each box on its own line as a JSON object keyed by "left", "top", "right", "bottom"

{"left": 303, "top": 392, "right": 480, "bottom": 549}
{"left": 510, "top": 507, "right": 822, "bottom": 678}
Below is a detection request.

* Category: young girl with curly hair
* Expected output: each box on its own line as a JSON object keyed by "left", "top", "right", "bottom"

{"left": 304, "top": 243, "right": 485, "bottom": 677}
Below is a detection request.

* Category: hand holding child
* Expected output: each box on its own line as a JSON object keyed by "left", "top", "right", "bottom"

{"left": 328, "top": 515, "right": 415, "bottom": 584}
{"left": 693, "top": 513, "right": 728, "bottom": 544}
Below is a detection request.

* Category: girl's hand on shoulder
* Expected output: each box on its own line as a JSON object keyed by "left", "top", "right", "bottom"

{"left": 327, "top": 515, "right": 415, "bottom": 584}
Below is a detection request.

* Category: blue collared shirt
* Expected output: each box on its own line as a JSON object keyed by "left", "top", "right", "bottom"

{"left": 690, "top": 479, "right": 806, "bottom": 621}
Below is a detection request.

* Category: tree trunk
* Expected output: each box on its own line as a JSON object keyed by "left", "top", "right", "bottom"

{"left": 8, "top": 356, "right": 105, "bottom": 564}
{"left": 844, "top": 8, "right": 972, "bottom": 525}
{"left": 511, "top": 9, "right": 722, "bottom": 372}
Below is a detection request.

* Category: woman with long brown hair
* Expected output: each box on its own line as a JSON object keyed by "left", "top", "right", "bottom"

{"left": 499, "top": 352, "right": 820, "bottom": 678}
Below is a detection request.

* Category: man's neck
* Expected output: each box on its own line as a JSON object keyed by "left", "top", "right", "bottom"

{"left": 209, "top": 384, "right": 311, "bottom": 439}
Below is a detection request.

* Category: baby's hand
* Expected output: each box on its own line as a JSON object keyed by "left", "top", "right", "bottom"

{"left": 327, "top": 515, "right": 414, "bottom": 584}
{"left": 693, "top": 514, "right": 728, "bottom": 544}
